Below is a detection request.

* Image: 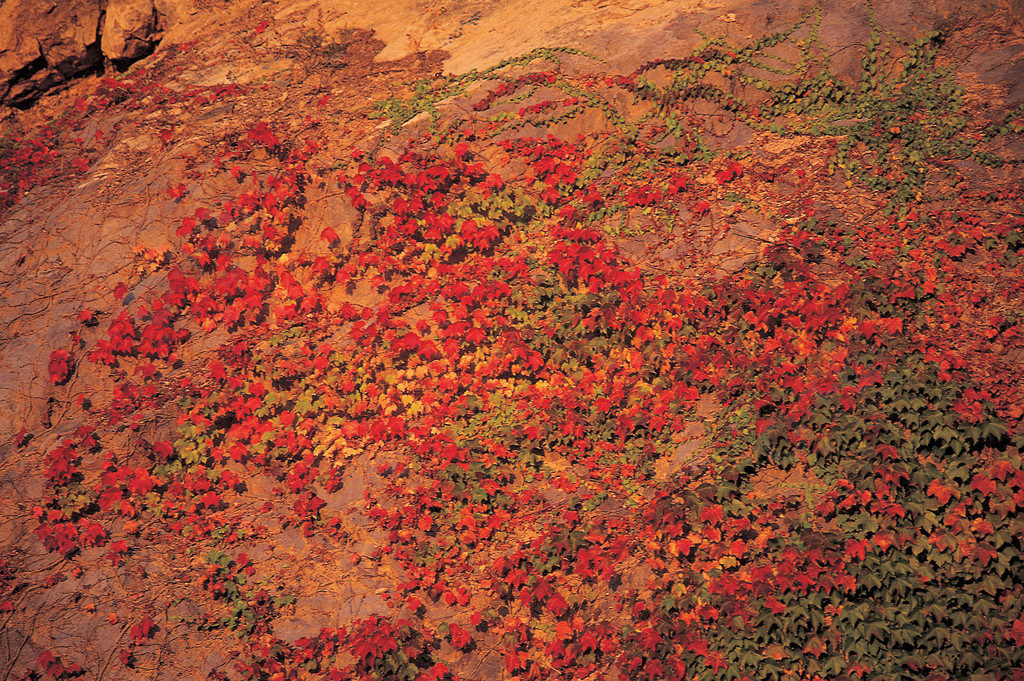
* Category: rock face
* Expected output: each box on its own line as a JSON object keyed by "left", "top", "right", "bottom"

{"left": 102, "top": 0, "right": 160, "bottom": 66}
{"left": 0, "top": 0, "right": 195, "bottom": 108}
{"left": 2, "top": 0, "right": 1021, "bottom": 109}
{"left": 0, "top": 0, "right": 103, "bottom": 108}
{"left": 0, "top": 0, "right": 1023, "bottom": 678}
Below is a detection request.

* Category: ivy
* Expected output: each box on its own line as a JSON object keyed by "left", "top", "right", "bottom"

{"left": 15, "top": 8, "right": 1024, "bottom": 681}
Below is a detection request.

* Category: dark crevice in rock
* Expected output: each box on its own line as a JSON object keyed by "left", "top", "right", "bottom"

{"left": 2, "top": 2, "right": 167, "bottom": 110}
{"left": 10, "top": 53, "right": 49, "bottom": 86}
{"left": 8, "top": 43, "right": 106, "bottom": 110}
{"left": 108, "top": 38, "right": 160, "bottom": 73}
{"left": 6, "top": 57, "right": 49, "bottom": 110}
{"left": 53, "top": 42, "right": 105, "bottom": 81}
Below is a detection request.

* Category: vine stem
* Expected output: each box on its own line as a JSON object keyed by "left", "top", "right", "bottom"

{"left": 96, "top": 620, "right": 132, "bottom": 681}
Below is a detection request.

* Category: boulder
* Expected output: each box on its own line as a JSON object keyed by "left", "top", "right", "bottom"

{"left": 0, "top": 0, "right": 198, "bottom": 107}
{"left": 0, "top": 0, "right": 102, "bottom": 108}
{"left": 101, "top": 0, "right": 160, "bottom": 65}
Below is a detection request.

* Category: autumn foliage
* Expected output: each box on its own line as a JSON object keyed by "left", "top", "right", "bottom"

{"left": 9, "top": 8, "right": 1024, "bottom": 681}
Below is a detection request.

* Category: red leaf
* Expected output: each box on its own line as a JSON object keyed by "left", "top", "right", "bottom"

{"left": 547, "top": 591, "right": 569, "bottom": 617}
{"left": 128, "top": 468, "right": 157, "bottom": 496}
{"left": 37, "top": 650, "right": 57, "bottom": 670}
{"left": 98, "top": 486, "right": 124, "bottom": 511}
{"left": 699, "top": 505, "right": 723, "bottom": 523}
{"left": 200, "top": 490, "right": 221, "bottom": 509}
{"left": 321, "top": 226, "right": 340, "bottom": 243}
{"left": 106, "top": 540, "right": 128, "bottom": 564}
{"left": 1007, "top": 617, "right": 1024, "bottom": 646}
{"left": 878, "top": 317, "right": 903, "bottom": 334}
{"left": 638, "top": 627, "right": 660, "bottom": 653}
{"left": 714, "top": 162, "right": 742, "bottom": 185}
{"left": 450, "top": 623, "right": 472, "bottom": 650}
{"left": 153, "top": 440, "right": 173, "bottom": 462}
{"left": 505, "top": 651, "right": 526, "bottom": 673}
{"left": 130, "top": 616, "right": 155, "bottom": 642}
{"left": 247, "top": 122, "right": 280, "bottom": 150}
{"left": 970, "top": 473, "right": 997, "bottom": 496}
{"left": 973, "top": 542, "right": 998, "bottom": 566}
{"left": 83, "top": 521, "right": 107, "bottom": 546}
{"left": 926, "top": 478, "right": 954, "bottom": 505}
{"left": 48, "top": 349, "right": 72, "bottom": 384}
{"left": 845, "top": 538, "right": 869, "bottom": 561}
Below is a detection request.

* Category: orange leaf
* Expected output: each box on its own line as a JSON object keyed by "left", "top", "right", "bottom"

{"left": 926, "top": 478, "right": 954, "bottom": 505}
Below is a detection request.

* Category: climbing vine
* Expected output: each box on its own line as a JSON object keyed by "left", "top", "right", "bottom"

{"left": 8, "top": 6, "right": 1024, "bottom": 680}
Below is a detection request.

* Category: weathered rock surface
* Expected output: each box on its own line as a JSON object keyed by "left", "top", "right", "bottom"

{"left": 0, "top": 0, "right": 197, "bottom": 108}
{"left": 5, "top": 0, "right": 1022, "bottom": 109}
{"left": 0, "top": 0, "right": 102, "bottom": 108}
{"left": 1, "top": 0, "right": 1023, "bottom": 677}
{"left": 102, "top": 0, "right": 160, "bottom": 66}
